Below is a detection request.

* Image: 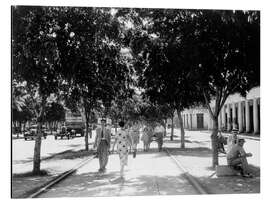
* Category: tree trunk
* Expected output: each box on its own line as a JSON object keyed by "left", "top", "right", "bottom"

{"left": 89, "top": 124, "right": 92, "bottom": 139}
{"left": 176, "top": 108, "right": 185, "bottom": 148}
{"left": 164, "top": 119, "right": 167, "bottom": 137}
{"left": 85, "top": 121, "right": 89, "bottom": 151}
{"left": 170, "top": 115, "right": 174, "bottom": 141}
{"left": 55, "top": 121, "right": 58, "bottom": 131}
{"left": 33, "top": 101, "right": 45, "bottom": 174}
{"left": 115, "top": 124, "right": 117, "bottom": 135}
{"left": 84, "top": 109, "right": 90, "bottom": 151}
{"left": 17, "top": 121, "right": 22, "bottom": 138}
{"left": 50, "top": 122, "right": 53, "bottom": 134}
{"left": 211, "top": 116, "right": 219, "bottom": 168}
{"left": 22, "top": 122, "right": 26, "bottom": 135}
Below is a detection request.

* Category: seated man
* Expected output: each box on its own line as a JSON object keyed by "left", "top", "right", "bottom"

{"left": 226, "top": 138, "right": 253, "bottom": 178}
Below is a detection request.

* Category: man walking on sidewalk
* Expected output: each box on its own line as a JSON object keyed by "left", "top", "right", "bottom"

{"left": 94, "top": 118, "right": 111, "bottom": 173}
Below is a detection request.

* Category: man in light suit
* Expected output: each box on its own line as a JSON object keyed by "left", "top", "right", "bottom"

{"left": 94, "top": 118, "right": 111, "bottom": 173}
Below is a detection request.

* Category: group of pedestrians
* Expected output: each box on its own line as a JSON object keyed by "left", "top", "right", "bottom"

{"left": 141, "top": 125, "right": 164, "bottom": 152}
{"left": 93, "top": 118, "right": 164, "bottom": 179}
{"left": 93, "top": 118, "right": 254, "bottom": 179}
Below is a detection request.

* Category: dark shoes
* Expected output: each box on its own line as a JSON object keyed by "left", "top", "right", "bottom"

{"left": 133, "top": 149, "right": 137, "bottom": 158}
{"left": 242, "top": 173, "right": 253, "bottom": 178}
{"left": 98, "top": 168, "right": 106, "bottom": 173}
{"left": 218, "top": 148, "right": 226, "bottom": 154}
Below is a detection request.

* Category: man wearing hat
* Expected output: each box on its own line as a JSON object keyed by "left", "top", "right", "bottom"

{"left": 226, "top": 138, "right": 253, "bottom": 178}
{"left": 94, "top": 118, "right": 111, "bottom": 173}
{"left": 227, "top": 128, "right": 238, "bottom": 152}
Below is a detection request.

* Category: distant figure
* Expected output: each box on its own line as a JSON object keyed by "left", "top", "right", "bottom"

{"left": 129, "top": 122, "right": 140, "bottom": 158}
{"left": 94, "top": 118, "right": 111, "bottom": 173}
{"left": 112, "top": 121, "right": 133, "bottom": 179}
{"left": 217, "top": 131, "right": 226, "bottom": 154}
{"left": 153, "top": 124, "right": 165, "bottom": 152}
{"left": 141, "top": 126, "right": 152, "bottom": 151}
{"left": 227, "top": 129, "right": 238, "bottom": 153}
{"left": 227, "top": 138, "right": 253, "bottom": 178}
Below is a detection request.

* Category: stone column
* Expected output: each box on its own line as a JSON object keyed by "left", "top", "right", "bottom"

{"left": 186, "top": 113, "right": 189, "bottom": 129}
{"left": 183, "top": 114, "right": 185, "bottom": 128}
{"left": 232, "top": 103, "right": 237, "bottom": 130}
{"left": 253, "top": 98, "right": 259, "bottom": 134}
{"left": 227, "top": 104, "right": 231, "bottom": 131}
{"left": 190, "top": 114, "right": 192, "bottom": 130}
{"left": 238, "top": 101, "right": 243, "bottom": 132}
{"left": 245, "top": 100, "right": 250, "bottom": 132}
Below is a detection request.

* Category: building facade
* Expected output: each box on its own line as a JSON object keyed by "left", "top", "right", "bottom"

{"left": 181, "top": 86, "right": 260, "bottom": 134}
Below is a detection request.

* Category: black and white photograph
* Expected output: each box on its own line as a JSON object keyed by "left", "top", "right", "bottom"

{"left": 8, "top": 0, "right": 264, "bottom": 200}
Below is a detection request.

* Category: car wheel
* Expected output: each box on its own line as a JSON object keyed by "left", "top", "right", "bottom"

{"left": 55, "top": 136, "right": 57, "bottom": 140}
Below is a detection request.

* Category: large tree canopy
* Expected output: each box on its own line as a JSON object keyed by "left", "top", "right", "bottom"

{"left": 189, "top": 10, "right": 260, "bottom": 166}
{"left": 117, "top": 8, "right": 260, "bottom": 163}
{"left": 12, "top": 6, "right": 260, "bottom": 171}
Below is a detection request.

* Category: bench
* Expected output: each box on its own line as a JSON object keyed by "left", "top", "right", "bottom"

{"left": 216, "top": 165, "right": 239, "bottom": 177}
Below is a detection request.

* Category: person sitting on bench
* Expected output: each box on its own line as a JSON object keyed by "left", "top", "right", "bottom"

{"left": 226, "top": 138, "right": 253, "bottom": 178}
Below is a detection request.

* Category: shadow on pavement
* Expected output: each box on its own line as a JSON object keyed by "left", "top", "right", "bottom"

{"left": 13, "top": 147, "right": 95, "bottom": 165}
{"left": 167, "top": 147, "right": 212, "bottom": 158}
{"left": 43, "top": 149, "right": 94, "bottom": 161}
{"left": 164, "top": 139, "right": 192, "bottom": 144}
{"left": 199, "top": 172, "right": 260, "bottom": 194}
{"left": 42, "top": 171, "right": 197, "bottom": 197}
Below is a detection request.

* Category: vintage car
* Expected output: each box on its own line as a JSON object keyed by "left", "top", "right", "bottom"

{"left": 24, "top": 125, "right": 47, "bottom": 141}
{"left": 54, "top": 126, "right": 74, "bottom": 140}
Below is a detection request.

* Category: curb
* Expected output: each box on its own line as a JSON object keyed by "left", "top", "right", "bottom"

{"left": 165, "top": 148, "right": 208, "bottom": 194}
{"left": 222, "top": 133, "right": 260, "bottom": 141}
{"left": 200, "top": 131, "right": 260, "bottom": 141}
{"left": 25, "top": 156, "right": 94, "bottom": 198}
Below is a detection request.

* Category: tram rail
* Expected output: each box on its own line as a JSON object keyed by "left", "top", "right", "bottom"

{"left": 165, "top": 148, "right": 209, "bottom": 194}
{"left": 26, "top": 156, "right": 95, "bottom": 198}
{"left": 26, "top": 146, "right": 208, "bottom": 198}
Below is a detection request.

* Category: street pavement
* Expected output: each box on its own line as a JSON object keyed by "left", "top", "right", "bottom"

{"left": 12, "top": 132, "right": 98, "bottom": 174}
{"left": 38, "top": 144, "right": 198, "bottom": 198}
{"left": 12, "top": 129, "right": 260, "bottom": 197}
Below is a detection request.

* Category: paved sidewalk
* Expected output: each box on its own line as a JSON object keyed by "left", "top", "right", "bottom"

{"left": 39, "top": 147, "right": 197, "bottom": 198}
{"left": 164, "top": 130, "right": 260, "bottom": 194}
{"left": 12, "top": 130, "right": 260, "bottom": 198}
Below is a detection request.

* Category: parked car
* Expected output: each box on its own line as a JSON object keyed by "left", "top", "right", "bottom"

{"left": 24, "top": 125, "right": 47, "bottom": 141}
{"left": 54, "top": 126, "right": 74, "bottom": 140}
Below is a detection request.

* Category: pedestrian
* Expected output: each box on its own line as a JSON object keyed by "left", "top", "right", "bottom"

{"left": 227, "top": 128, "right": 238, "bottom": 153}
{"left": 129, "top": 121, "right": 140, "bottom": 157}
{"left": 226, "top": 138, "right": 253, "bottom": 178}
{"left": 112, "top": 121, "right": 133, "bottom": 179}
{"left": 153, "top": 124, "right": 164, "bottom": 152}
{"left": 217, "top": 131, "right": 226, "bottom": 154}
{"left": 141, "top": 126, "right": 152, "bottom": 151}
{"left": 93, "top": 118, "right": 111, "bottom": 173}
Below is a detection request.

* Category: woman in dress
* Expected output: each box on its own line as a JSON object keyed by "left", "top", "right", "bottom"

{"left": 112, "top": 121, "right": 133, "bottom": 178}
